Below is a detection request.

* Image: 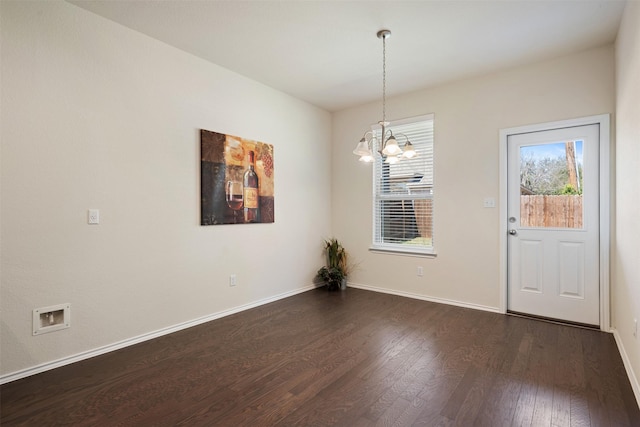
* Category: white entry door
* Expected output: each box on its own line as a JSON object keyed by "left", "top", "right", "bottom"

{"left": 507, "top": 124, "right": 600, "bottom": 326}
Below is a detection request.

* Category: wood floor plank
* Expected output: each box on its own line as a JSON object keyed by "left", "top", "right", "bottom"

{"left": 531, "top": 352, "right": 556, "bottom": 424}
{"left": 413, "top": 309, "right": 490, "bottom": 423}
{"left": 2, "top": 288, "right": 639, "bottom": 426}
{"left": 361, "top": 335, "right": 429, "bottom": 422}
{"left": 473, "top": 317, "right": 531, "bottom": 425}
{"left": 374, "top": 395, "right": 411, "bottom": 427}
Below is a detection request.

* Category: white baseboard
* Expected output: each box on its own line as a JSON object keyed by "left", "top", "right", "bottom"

{"left": 347, "top": 282, "right": 502, "bottom": 314}
{"left": 612, "top": 328, "right": 640, "bottom": 409}
{"left": 0, "top": 285, "right": 316, "bottom": 385}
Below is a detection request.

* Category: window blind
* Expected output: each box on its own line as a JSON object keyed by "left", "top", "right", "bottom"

{"left": 372, "top": 115, "right": 434, "bottom": 254}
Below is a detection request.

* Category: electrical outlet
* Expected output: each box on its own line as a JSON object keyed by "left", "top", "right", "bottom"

{"left": 483, "top": 197, "right": 496, "bottom": 208}
{"left": 88, "top": 209, "right": 100, "bottom": 224}
{"left": 417, "top": 266, "right": 424, "bottom": 277}
{"left": 634, "top": 318, "right": 637, "bottom": 338}
{"left": 229, "top": 274, "right": 236, "bottom": 287}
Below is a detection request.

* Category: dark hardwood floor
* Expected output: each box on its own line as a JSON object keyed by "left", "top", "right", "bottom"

{"left": 2, "top": 288, "right": 639, "bottom": 426}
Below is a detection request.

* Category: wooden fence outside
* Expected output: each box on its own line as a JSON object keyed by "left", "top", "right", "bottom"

{"left": 414, "top": 199, "right": 433, "bottom": 238}
{"left": 520, "top": 195, "right": 583, "bottom": 228}
{"left": 382, "top": 199, "right": 433, "bottom": 241}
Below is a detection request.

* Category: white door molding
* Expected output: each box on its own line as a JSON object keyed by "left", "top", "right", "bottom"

{"left": 499, "top": 114, "right": 611, "bottom": 332}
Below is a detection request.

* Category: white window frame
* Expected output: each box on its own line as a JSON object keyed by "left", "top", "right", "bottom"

{"left": 369, "top": 114, "right": 436, "bottom": 257}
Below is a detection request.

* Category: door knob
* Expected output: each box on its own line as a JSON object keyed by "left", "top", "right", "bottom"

{"left": 508, "top": 229, "right": 517, "bottom": 236}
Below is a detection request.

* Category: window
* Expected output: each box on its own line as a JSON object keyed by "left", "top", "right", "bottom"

{"left": 372, "top": 114, "right": 434, "bottom": 255}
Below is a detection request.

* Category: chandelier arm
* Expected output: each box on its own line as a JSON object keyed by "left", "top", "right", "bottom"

{"left": 361, "top": 130, "right": 374, "bottom": 140}
{"left": 393, "top": 132, "right": 410, "bottom": 143}
{"left": 358, "top": 130, "right": 379, "bottom": 154}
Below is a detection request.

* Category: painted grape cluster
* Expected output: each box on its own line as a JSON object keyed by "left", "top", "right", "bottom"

{"left": 262, "top": 151, "right": 273, "bottom": 177}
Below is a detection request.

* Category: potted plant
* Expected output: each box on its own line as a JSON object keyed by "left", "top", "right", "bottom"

{"left": 316, "top": 266, "right": 345, "bottom": 291}
{"left": 317, "top": 238, "right": 349, "bottom": 291}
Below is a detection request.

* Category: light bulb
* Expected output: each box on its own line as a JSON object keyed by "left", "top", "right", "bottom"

{"left": 385, "top": 155, "right": 399, "bottom": 164}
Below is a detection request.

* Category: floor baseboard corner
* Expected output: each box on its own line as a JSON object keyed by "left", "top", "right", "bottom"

{"left": 612, "top": 327, "right": 640, "bottom": 409}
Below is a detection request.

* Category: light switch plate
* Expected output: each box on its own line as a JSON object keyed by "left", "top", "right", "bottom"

{"left": 483, "top": 198, "right": 496, "bottom": 208}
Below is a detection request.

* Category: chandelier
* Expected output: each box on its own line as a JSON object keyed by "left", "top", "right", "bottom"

{"left": 353, "top": 29, "right": 416, "bottom": 164}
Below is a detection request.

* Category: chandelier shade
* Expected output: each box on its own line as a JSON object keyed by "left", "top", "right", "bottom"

{"left": 353, "top": 137, "right": 373, "bottom": 157}
{"left": 403, "top": 141, "right": 417, "bottom": 158}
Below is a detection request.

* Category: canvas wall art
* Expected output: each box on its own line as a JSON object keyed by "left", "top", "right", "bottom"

{"left": 200, "top": 129, "right": 274, "bottom": 225}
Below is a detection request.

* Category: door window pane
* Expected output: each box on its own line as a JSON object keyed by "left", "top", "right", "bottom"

{"left": 519, "top": 141, "right": 583, "bottom": 229}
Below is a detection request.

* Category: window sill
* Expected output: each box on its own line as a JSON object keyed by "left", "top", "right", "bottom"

{"left": 369, "top": 246, "right": 437, "bottom": 258}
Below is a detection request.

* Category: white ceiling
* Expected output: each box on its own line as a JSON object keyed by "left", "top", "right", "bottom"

{"left": 69, "top": 0, "right": 626, "bottom": 112}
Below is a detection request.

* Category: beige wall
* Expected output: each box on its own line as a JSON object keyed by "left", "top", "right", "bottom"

{"left": 614, "top": 0, "right": 640, "bottom": 403}
{"left": 332, "top": 45, "right": 615, "bottom": 310}
{"left": 1, "top": 0, "right": 632, "bottom": 395}
{"left": 0, "top": 1, "right": 331, "bottom": 377}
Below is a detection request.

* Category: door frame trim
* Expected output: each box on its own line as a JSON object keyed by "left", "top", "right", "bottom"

{"left": 499, "top": 114, "right": 611, "bottom": 332}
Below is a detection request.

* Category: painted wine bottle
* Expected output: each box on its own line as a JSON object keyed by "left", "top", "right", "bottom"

{"left": 243, "top": 150, "right": 260, "bottom": 223}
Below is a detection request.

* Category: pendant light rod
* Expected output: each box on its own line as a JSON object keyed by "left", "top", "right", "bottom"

{"left": 378, "top": 30, "right": 391, "bottom": 128}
